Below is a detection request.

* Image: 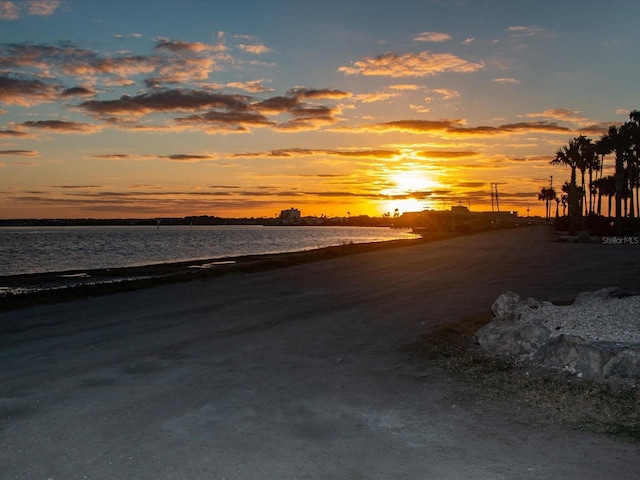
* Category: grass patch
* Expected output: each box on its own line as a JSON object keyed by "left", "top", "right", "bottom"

{"left": 408, "top": 314, "right": 640, "bottom": 442}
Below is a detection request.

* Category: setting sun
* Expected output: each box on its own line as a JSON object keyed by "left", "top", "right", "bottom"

{"left": 379, "top": 171, "right": 442, "bottom": 215}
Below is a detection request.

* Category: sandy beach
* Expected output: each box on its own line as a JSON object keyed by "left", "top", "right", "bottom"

{"left": 2, "top": 225, "right": 640, "bottom": 479}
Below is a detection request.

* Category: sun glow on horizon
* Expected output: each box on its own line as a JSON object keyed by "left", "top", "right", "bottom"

{"left": 379, "top": 170, "right": 443, "bottom": 215}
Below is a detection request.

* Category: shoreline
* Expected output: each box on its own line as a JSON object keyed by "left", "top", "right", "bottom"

{"left": 0, "top": 233, "right": 449, "bottom": 311}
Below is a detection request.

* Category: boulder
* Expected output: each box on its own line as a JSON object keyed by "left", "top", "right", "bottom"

{"left": 475, "top": 289, "right": 640, "bottom": 386}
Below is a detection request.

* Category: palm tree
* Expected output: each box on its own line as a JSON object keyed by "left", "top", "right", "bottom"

{"left": 538, "top": 186, "right": 556, "bottom": 221}
{"left": 550, "top": 139, "right": 581, "bottom": 234}
{"left": 578, "top": 136, "right": 600, "bottom": 215}
{"left": 598, "top": 124, "right": 633, "bottom": 234}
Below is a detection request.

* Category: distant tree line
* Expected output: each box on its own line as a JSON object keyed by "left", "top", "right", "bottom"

{"left": 540, "top": 110, "right": 640, "bottom": 235}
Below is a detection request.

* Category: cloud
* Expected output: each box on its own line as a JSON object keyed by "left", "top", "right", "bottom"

{"left": 232, "top": 147, "right": 398, "bottom": 159}
{"left": 576, "top": 124, "right": 609, "bottom": 136}
{"left": 409, "top": 104, "right": 430, "bottom": 113}
{"left": 91, "top": 153, "right": 156, "bottom": 161}
{"left": 0, "top": 1, "right": 19, "bottom": 20}
{"left": 389, "top": 84, "right": 421, "bottom": 91}
{"left": 112, "top": 33, "right": 143, "bottom": 39}
{"left": 0, "top": 74, "right": 60, "bottom": 106}
{"left": 19, "top": 120, "right": 102, "bottom": 133}
{"left": 352, "top": 91, "right": 400, "bottom": 103}
{"left": 507, "top": 25, "right": 551, "bottom": 37}
{"left": 220, "top": 80, "right": 274, "bottom": 93}
{"left": 237, "top": 44, "right": 270, "bottom": 54}
{"left": 161, "top": 153, "right": 218, "bottom": 162}
{"left": 0, "top": 129, "right": 30, "bottom": 137}
{"left": 339, "top": 51, "right": 484, "bottom": 77}
{"left": 27, "top": 0, "right": 60, "bottom": 16}
{"left": 462, "top": 38, "right": 475, "bottom": 45}
{"left": 0, "top": 0, "right": 59, "bottom": 20}
{"left": 413, "top": 32, "right": 452, "bottom": 43}
{"left": 418, "top": 150, "right": 478, "bottom": 159}
{"left": 430, "top": 88, "right": 460, "bottom": 100}
{"left": 61, "top": 86, "right": 96, "bottom": 97}
{"left": 91, "top": 152, "right": 215, "bottom": 162}
{"left": 0, "top": 149, "right": 37, "bottom": 156}
{"left": 0, "top": 39, "right": 229, "bottom": 91}
{"left": 526, "top": 108, "right": 593, "bottom": 127}
{"left": 341, "top": 118, "right": 570, "bottom": 137}
{"left": 352, "top": 119, "right": 461, "bottom": 133}
{"left": 177, "top": 111, "right": 273, "bottom": 132}
{"left": 79, "top": 89, "right": 250, "bottom": 117}
{"left": 449, "top": 121, "right": 570, "bottom": 136}
{"left": 291, "top": 87, "right": 351, "bottom": 100}
{"left": 493, "top": 78, "right": 520, "bottom": 84}
{"left": 155, "top": 37, "right": 227, "bottom": 54}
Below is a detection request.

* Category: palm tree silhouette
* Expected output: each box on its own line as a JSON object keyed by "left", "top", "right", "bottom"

{"left": 598, "top": 123, "right": 633, "bottom": 234}
{"left": 538, "top": 187, "right": 556, "bottom": 221}
{"left": 551, "top": 139, "right": 581, "bottom": 234}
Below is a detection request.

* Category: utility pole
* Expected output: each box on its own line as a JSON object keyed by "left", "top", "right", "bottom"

{"left": 490, "top": 183, "right": 500, "bottom": 212}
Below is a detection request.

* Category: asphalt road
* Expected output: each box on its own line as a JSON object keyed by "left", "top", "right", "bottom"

{"left": 2, "top": 225, "right": 639, "bottom": 479}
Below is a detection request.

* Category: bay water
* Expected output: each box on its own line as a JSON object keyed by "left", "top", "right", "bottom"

{"left": 0, "top": 225, "right": 417, "bottom": 277}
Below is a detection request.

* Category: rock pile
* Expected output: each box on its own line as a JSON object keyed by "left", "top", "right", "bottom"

{"left": 474, "top": 288, "right": 640, "bottom": 386}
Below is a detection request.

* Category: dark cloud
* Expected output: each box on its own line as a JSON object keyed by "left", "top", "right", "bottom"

{"left": 0, "top": 74, "right": 60, "bottom": 106}
{"left": 347, "top": 118, "right": 571, "bottom": 137}
{"left": 253, "top": 95, "right": 299, "bottom": 113}
{"left": 163, "top": 154, "right": 217, "bottom": 162}
{"left": 0, "top": 129, "right": 30, "bottom": 137}
{"left": 20, "top": 120, "right": 101, "bottom": 133}
{"left": 61, "top": 86, "right": 96, "bottom": 97}
{"left": 91, "top": 153, "right": 155, "bottom": 160}
{"left": 289, "top": 87, "right": 351, "bottom": 100}
{"left": 79, "top": 89, "right": 250, "bottom": 117}
{"left": 155, "top": 37, "right": 226, "bottom": 54}
{"left": 0, "top": 149, "right": 37, "bottom": 156}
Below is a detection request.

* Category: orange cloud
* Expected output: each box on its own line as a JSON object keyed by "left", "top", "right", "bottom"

{"left": 493, "top": 78, "right": 519, "bottom": 84}
{"left": 237, "top": 44, "right": 270, "bottom": 54}
{"left": 339, "top": 51, "right": 484, "bottom": 77}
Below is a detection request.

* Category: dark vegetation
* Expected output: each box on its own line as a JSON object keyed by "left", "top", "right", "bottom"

{"left": 409, "top": 315, "right": 640, "bottom": 442}
{"left": 540, "top": 109, "right": 640, "bottom": 236}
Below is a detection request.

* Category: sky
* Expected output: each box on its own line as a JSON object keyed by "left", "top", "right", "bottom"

{"left": 1, "top": 0, "right": 639, "bottom": 219}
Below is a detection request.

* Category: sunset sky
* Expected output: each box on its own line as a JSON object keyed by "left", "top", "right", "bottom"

{"left": 1, "top": 0, "right": 639, "bottom": 219}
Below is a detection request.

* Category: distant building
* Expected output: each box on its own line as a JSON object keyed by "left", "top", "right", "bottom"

{"left": 451, "top": 205, "right": 470, "bottom": 214}
{"left": 279, "top": 207, "right": 301, "bottom": 224}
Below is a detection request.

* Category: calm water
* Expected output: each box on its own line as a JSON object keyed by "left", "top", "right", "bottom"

{"left": 0, "top": 225, "right": 417, "bottom": 277}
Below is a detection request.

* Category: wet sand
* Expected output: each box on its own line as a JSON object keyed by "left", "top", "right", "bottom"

{"left": 2, "top": 225, "right": 640, "bottom": 479}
